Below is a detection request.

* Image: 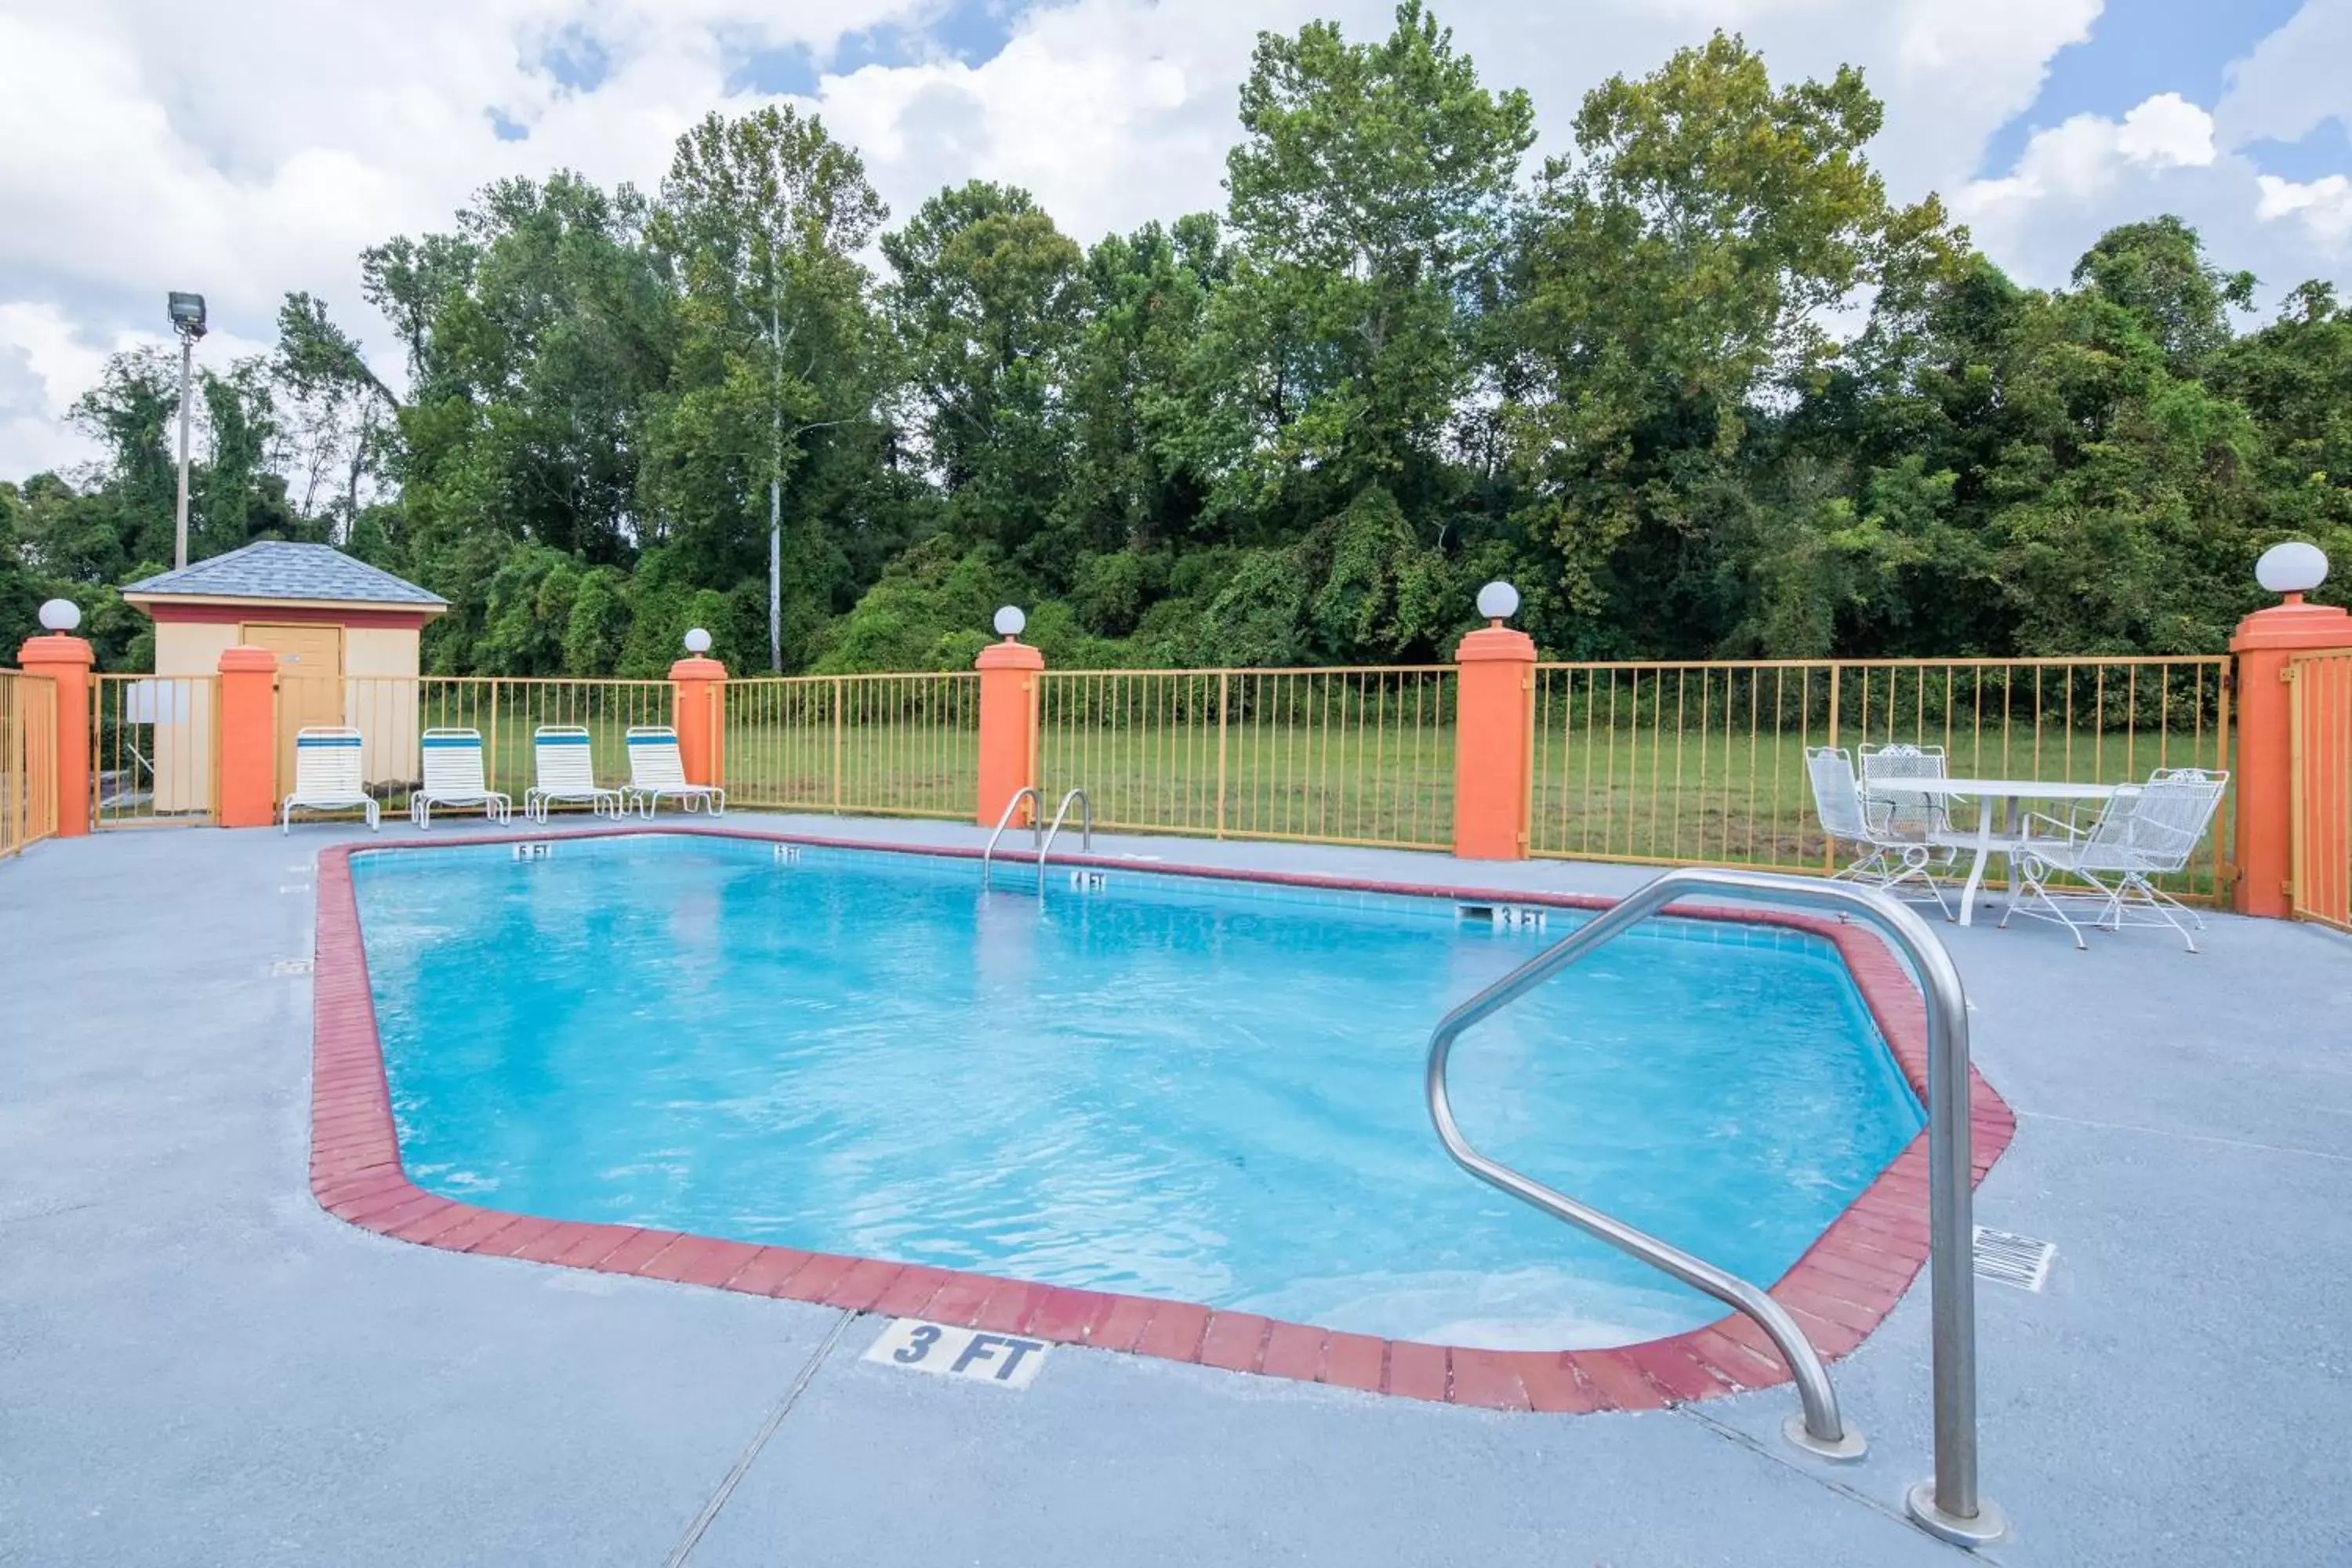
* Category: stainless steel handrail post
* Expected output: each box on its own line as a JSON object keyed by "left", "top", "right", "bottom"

{"left": 1036, "top": 788, "right": 1092, "bottom": 887}
{"left": 1425, "top": 868, "right": 2002, "bottom": 1544}
{"left": 980, "top": 787, "right": 1042, "bottom": 890}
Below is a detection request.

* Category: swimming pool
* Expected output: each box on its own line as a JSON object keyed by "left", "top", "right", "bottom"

{"left": 348, "top": 833, "right": 1922, "bottom": 1352}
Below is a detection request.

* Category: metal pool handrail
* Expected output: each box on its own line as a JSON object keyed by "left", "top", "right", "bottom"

{"left": 981, "top": 787, "right": 1042, "bottom": 890}
{"left": 1037, "top": 788, "right": 1092, "bottom": 887}
{"left": 1424, "top": 867, "right": 2003, "bottom": 1545}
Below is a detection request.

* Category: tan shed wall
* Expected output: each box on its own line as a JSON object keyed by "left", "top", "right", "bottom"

{"left": 149, "top": 622, "right": 240, "bottom": 812}
{"left": 149, "top": 617, "right": 428, "bottom": 804}
{"left": 343, "top": 626, "right": 422, "bottom": 787}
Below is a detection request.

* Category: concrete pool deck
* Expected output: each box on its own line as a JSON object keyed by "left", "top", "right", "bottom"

{"left": 2, "top": 816, "right": 2347, "bottom": 1566}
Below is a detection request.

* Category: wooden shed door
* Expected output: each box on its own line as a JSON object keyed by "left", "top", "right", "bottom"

{"left": 242, "top": 623, "right": 345, "bottom": 795}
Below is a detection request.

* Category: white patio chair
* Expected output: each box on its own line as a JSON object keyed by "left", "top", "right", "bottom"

{"left": 281, "top": 726, "right": 379, "bottom": 834}
{"left": 1859, "top": 742, "right": 1962, "bottom": 866}
{"left": 410, "top": 728, "right": 512, "bottom": 829}
{"left": 524, "top": 726, "right": 625, "bottom": 823}
{"left": 1806, "top": 745, "right": 1953, "bottom": 919}
{"left": 2002, "top": 768, "right": 2230, "bottom": 952}
{"left": 623, "top": 725, "right": 725, "bottom": 818}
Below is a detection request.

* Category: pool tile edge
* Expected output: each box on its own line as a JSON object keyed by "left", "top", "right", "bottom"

{"left": 309, "top": 829, "right": 2016, "bottom": 1416}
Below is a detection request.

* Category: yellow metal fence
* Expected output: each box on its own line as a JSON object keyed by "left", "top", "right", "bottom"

{"left": 34, "top": 656, "right": 2242, "bottom": 895}
{"left": 725, "top": 673, "right": 979, "bottom": 819}
{"left": 1530, "top": 658, "right": 2234, "bottom": 896}
{"left": 2288, "top": 652, "right": 2352, "bottom": 932}
{"left": 2, "top": 670, "right": 58, "bottom": 855}
{"left": 93, "top": 673, "right": 218, "bottom": 828}
{"left": 1036, "top": 668, "right": 1457, "bottom": 849}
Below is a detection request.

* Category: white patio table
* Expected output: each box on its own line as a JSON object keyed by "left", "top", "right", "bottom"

{"left": 1869, "top": 778, "right": 2125, "bottom": 927}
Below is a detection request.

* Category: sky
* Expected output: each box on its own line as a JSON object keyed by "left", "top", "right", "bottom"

{"left": 6, "top": 0, "right": 2352, "bottom": 480}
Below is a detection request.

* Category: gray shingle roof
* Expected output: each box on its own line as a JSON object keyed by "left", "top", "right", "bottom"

{"left": 124, "top": 543, "right": 445, "bottom": 608}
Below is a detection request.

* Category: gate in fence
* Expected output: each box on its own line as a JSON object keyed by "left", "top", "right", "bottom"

{"left": 93, "top": 673, "right": 219, "bottom": 829}
{"left": 2288, "top": 652, "right": 2352, "bottom": 931}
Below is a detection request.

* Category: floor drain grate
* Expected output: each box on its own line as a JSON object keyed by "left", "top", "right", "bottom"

{"left": 270, "top": 958, "right": 314, "bottom": 977}
{"left": 1973, "top": 1225, "right": 2055, "bottom": 1291}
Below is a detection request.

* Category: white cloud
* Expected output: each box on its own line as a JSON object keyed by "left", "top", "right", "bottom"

{"left": 2256, "top": 173, "right": 2352, "bottom": 247}
{"left": 1962, "top": 93, "right": 2217, "bottom": 226}
{"left": 1955, "top": 6, "right": 2352, "bottom": 302}
{"left": 0, "top": 301, "right": 270, "bottom": 479}
{"left": 11, "top": 0, "right": 2343, "bottom": 481}
{"left": 2114, "top": 93, "right": 2219, "bottom": 169}
{"left": 2213, "top": 0, "right": 2352, "bottom": 151}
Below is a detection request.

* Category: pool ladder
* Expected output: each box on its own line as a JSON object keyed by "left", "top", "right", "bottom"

{"left": 1425, "top": 867, "right": 2003, "bottom": 1547}
{"left": 981, "top": 787, "right": 1091, "bottom": 891}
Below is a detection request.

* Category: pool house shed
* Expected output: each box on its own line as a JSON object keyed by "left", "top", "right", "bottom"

{"left": 123, "top": 543, "right": 446, "bottom": 808}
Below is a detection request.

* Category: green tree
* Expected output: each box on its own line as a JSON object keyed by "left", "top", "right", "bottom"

{"left": 1209, "top": 1, "right": 1534, "bottom": 510}
{"left": 647, "top": 106, "right": 891, "bottom": 671}
{"left": 1511, "top": 32, "right": 1953, "bottom": 655}
{"left": 883, "top": 181, "right": 1083, "bottom": 561}
{"left": 366, "top": 172, "right": 673, "bottom": 670}
{"left": 2072, "top": 216, "right": 2256, "bottom": 374}
{"left": 273, "top": 291, "right": 401, "bottom": 528}
{"left": 2211, "top": 281, "right": 2352, "bottom": 599}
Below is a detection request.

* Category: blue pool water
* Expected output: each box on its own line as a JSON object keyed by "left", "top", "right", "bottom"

{"left": 353, "top": 837, "right": 1922, "bottom": 1348}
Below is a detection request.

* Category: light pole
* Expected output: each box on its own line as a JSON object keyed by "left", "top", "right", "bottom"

{"left": 167, "top": 292, "right": 207, "bottom": 570}
{"left": 770, "top": 292, "right": 783, "bottom": 674}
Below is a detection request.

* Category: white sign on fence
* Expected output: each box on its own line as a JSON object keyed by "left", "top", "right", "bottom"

{"left": 862, "top": 1318, "right": 1049, "bottom": 1388}
{"left": 120, "top": 680, "right": 191, "bottom": 724}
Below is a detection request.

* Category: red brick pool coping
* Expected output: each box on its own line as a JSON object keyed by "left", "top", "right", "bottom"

{"left": 309, "top": 826, "right": 2016, "bottom": 1414}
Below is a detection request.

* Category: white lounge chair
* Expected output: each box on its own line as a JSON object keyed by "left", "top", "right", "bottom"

{"left": 1806, "top": 745, "right": 1952, "bottom": 918}
{"left": 281, "top": 726, "right": 379, "bottom": 833}
{"left": 624, "top": 725, "right": 725, "bottom": 817}
{"left": 410, "top": 728, "right": 512, "bottom": 829}
{"left": 524, "top": 726, "right": 625, "bottom": 823}
{"left": 2002, "top": 768, "right": 2230, "bottom": 952}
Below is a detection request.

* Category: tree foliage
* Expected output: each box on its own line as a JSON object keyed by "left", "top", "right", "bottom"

{"left": 7, "top": 5, "right": 2343, "bottom": 673}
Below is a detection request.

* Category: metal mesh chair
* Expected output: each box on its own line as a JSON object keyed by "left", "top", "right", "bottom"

{"left": 1859, "top": 743, "right": 1962, "bottom": 858}
{"left": 2002, "top": 768, "right": 2230, "bottom": 951}
{"left": 1806, "top": 745, "right": 1954, "bottom": 919}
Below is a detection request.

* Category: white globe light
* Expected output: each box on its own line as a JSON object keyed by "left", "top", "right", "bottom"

{"left": 1475, "top": 580, "right": 1521, "bottom": 622}
{"left": 2256, "top": 541, "right": 2328, "bottom": 596}
{"left": 682, "top": 626, "right": 713, "bottom": 654}
{"left": 993, "top": 605, "right": 1027, "bottom": 637}
{"left": 37, "top": 598, "right": 82, "bottom": 633}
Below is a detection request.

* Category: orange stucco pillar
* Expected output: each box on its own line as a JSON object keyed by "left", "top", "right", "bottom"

{"left": 17, "top": 632, "right": 93, "bottom": 837}
{"left": 1453, "top": 622, "right": 1537, "bottom": 859}
{"left": 2230, "top": 590, "right": 2352, "bottom": 916}
{"left": 669, "top": 655, "right": 728, "bottom": 788}
{"left": 975, "top": 636, "right": 1043, "bottom": 828}
{"left": 216, "top": 645, "right": 279, "bottom": 829}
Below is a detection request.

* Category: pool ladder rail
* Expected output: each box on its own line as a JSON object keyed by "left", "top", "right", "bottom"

{"left": 981, "top": 787, "right": 1092, "bottom": 891}
{"left": 1425, "top": 867, "right": 2004, "bottom": 1548}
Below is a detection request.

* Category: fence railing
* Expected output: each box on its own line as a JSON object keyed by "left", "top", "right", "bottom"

{"left": 93, "top": 673, "right": 218, "bottom": 828}
{"left": 1036, "top": 667, "right": 1458, "bottom": 849}
{"left": 726, "top": 673, "right": 979, "bottom": 819}
{"left": 2289, "top": 652, "right": 2352, "bottom": 932}
{"left": 17, "top": 653, "right": 2244, "bottom": 898}
{"left": 2, "top": 670, "right": 58, "bottom": 855}
{"left": 1530, "top": 658, "right": 2234, "bottom": 897}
